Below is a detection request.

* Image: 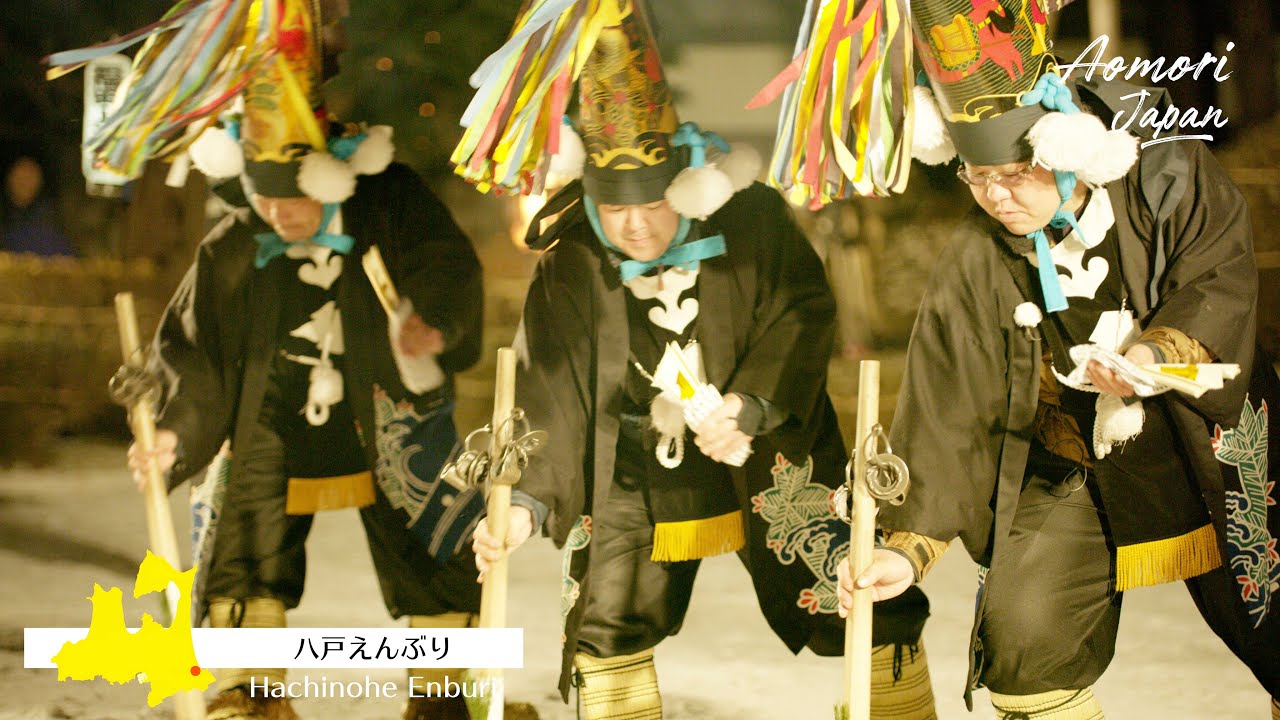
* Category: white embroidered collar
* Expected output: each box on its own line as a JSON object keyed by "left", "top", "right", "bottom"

{"left": 1022, "top": 187, "right": 1117, "bottom": 301}
{"left": 287, "top": 209, "right": 345, "bottom": 289}
{"left": 623, "top": 266, "right": 700, "bottom": 335}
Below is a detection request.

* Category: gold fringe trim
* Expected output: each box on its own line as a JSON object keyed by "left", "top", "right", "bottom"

{"left": 1115, "top": 523, "right": 1221, "bottom": 591}
{"left": 650, "top": 510, "right": 745, "bottom": 562}
{"left": 285, "top": 471, "right": 375, "bottom": 515}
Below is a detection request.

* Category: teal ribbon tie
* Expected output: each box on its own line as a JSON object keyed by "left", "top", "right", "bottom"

{"left": 1019, "top": 73, "right": 1080, "bottom": 114}
{"left": 1014, "top": 73, "right": 1093, "bottom": 314}
{"left": 616, "top": 235, "right": 727, "bottom": 281}
{"left": 1025, "top": 169, "right": 1085, "bottom": 314}
{"left": 582, "top": 195, "right": 727, "bottom": 281}
{"left": 328, "top": 132, "right": 367, "bottom": 161}
{"left": 254, "top": 203, "right": 354, "bottom": 268}
{"left": 672, "top": 121, "right": 730, "bottom": 169}
{"left": 1030, "top": 228, "right": 1068, "bottom": 313}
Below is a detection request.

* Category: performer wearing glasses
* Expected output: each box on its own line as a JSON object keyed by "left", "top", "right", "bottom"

{"left": 828, "top": 1, "right": 1279, "bottom": 719}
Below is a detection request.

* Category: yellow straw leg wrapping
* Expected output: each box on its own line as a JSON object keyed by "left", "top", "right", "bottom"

{"left": 649, "top": 510, "right": 745, "bottom": 562}
{"left": 1270, "top": 696, "right": 1279, "bottom": 720}
{"left": 869, "top": 643, "right": 937, "bottom": 720}
{"left": 1114, "top": 523, "right": 1221, "bottom": 591}
{"left": 284, "top": 471, "right": 376, "bottom": 515}
{"left": 989, "top": 688, "right": 1104, "bottom": 720}
{"left": 407, "top": 613, "right": 476, "bottom": 686}
{"left": 207, "top": 597, "right": 287, "bottom": 693}
{"left": 575, "top": 649, "right": 662, "bottom": 720}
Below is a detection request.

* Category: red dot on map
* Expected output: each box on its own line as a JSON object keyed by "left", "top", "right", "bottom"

{"left": 190, "top": 666, "right": 201, "bottom": 676}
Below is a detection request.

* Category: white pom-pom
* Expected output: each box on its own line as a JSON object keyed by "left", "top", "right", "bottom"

{"left": 188, "top": 126, "right": 244, "bottom": 179}
{"left": 1093, "top": 393, "right": 1145, "bottom": 459}
{"left": 1014, "top": 302, "right": 1043, "bottom": 328}
{"left": 911, "top": 85, "right": 956, "bottom": 165}
{"left": 308, "top": 365, "right": 345, "bottom": 406}
{"left": 1028, "top": 112, "right": 1105, "bottom": 173}
{"left": 298, "top": 152, "right": 357, "bottom": 204}
{"left": 664, "top": 165, "right": 734, "bottom": 220}
{"left": 714, "top": 144, "right": 762, "bottom": 192}
{"left": 347, "top": 125, "right": 395, "bottom": 176}
{"left": 650, "top": 393, "right": 687, "bottom": 438}
{"left": 1030, "top": 111, "right": 1139, "bottom": 186}
{"left": 1077, "top": 129, "right": 1139, "bottom": 187}
{"left": 547, "top": 124, "right": 586, "bottom": 182}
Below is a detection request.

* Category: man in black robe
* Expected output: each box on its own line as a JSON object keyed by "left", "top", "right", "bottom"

{"left": 836, "top": 3, "right": 1280, "bottom": 718}
{"left": 115, "top": 3, "right": 502, "bottom": 718}
{"left": 467, "top": 2, "right": 936, "bottom": 718}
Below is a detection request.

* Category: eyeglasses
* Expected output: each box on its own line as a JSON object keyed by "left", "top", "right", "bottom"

{"left": 955, "top": 163, "right": 1036, "bottom": 188}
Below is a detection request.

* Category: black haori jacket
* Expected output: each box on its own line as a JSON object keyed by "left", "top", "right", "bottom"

{"left": 150, "top": 162, "right": 482, "bottom": 500}
{"left": 513, "top": 183, "right": 926, "bottom": 697}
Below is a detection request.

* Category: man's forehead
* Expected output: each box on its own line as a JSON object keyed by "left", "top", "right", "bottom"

{"left": 252, "top": 193, "right": 318, "bottom": 206}
{"left": 597, "top": 200, "right": 666, "bottom": 212}
{"left": 964, "top": 160, "right": 1032, "bottom": 174}
{"left": 10, "top": 158, "right": 40, "bottom": 174}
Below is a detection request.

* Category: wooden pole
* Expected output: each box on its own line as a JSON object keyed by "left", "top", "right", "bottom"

{"left": 841, "top": 360, "right": 879, "bottom": 720}
{"left": 114, "top": 293, "right": 184, "bottom": 612}
{"left": 113, "top": 292, "right": 206, "bottom": 720}
{"left": 478, "top": 346, "right": 517, "bottom": 719}
{"left": 1087, "top": 0, "right": 1121, "bottom": 52}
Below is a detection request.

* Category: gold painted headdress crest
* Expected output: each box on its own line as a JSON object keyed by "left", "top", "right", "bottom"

{"left": 452, "top": 0, "right": 761, "bottom": 219}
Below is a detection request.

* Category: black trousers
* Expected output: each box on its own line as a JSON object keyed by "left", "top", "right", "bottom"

{"left": 977, "top": 470, "right": 1280, "bottom": 700}
{"left": 576, "top": 472, "right": 700, "bottom": 658}
{"left": 974, "top": 473, "right": 1122, "bottom": 695}
{"left": 204, "top": 398, "right": 480, "bottom": 619}
{"left": 576, "top": 471, "right": 932, "bottom": 659}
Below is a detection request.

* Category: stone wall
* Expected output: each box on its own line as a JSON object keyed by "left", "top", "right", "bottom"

{"left": 0, "top": 254, "right": 164, "bottom": 465}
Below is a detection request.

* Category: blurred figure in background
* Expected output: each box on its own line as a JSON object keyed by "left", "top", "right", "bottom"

{"left": 1, "top": 156, "right": 73, "bottom": 256}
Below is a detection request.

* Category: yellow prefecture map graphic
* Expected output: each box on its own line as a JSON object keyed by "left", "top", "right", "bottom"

{"left": 52, "top": 551, "right": 214, "bottom": 706}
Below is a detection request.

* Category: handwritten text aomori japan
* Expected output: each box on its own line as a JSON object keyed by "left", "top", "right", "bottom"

{"left": 1058, "top": 35, "right": 1233, "bottom": 147}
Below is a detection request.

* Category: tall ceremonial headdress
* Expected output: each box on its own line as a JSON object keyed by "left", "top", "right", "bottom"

{"left": 909, "top": 0, "right": 1139, "bottom": 316}
{"left": 756, "top": 0, "right": 1137, "bottom": 206}
{"left": 908, "top": 0, "right": 1136, "bottom": 179}
{"left": 46, "top": 0, "right": 393, "bottom": 203}
{"left": 574, "top": 4, "right": 680, "bottom": 206}
{"left": 451, "top": 0, "right": 761, "bottom": 225}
